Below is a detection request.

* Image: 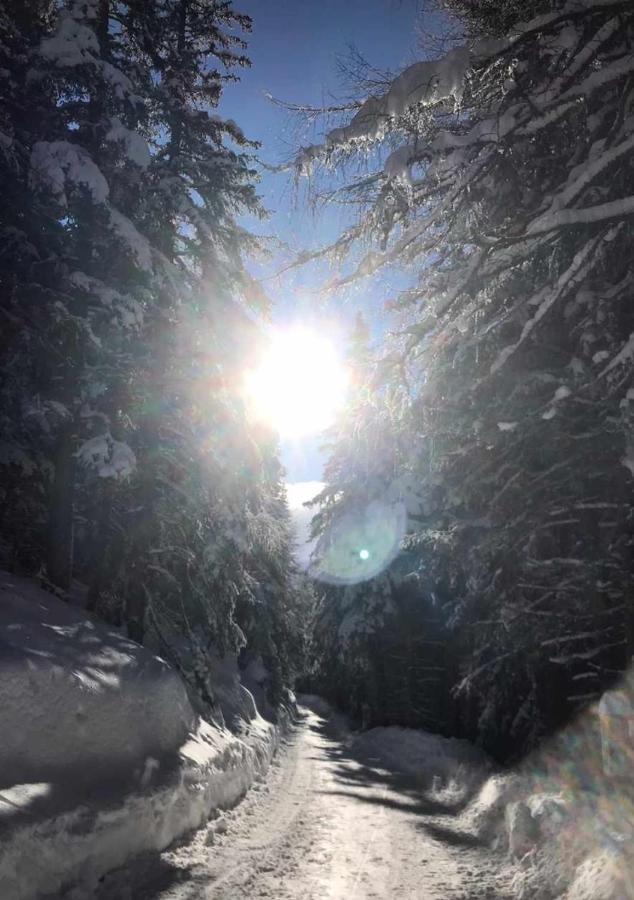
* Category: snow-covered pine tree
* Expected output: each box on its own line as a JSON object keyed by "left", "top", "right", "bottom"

{"left": 299, "top": 0, "right": 634, "bottom": 756}
{"left": 0, "top": 1, "right": 56, "bottom": 570}
{"left": 96, "top": 0, "right": 308, "bottom": 703}
{"left": 0, "top": 0, "right": 147, "bottom": 585}
{"left": 0, "top": 0, "right": 306, "bottom": 716}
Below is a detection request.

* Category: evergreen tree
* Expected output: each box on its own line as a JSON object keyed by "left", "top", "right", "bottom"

{"left": 0, "top": 0, "right": 58, "bottom": 571}
{"left": 300, "top": 0, "right": 634, "bottom": 756}
{"left": 0, "top": 0, "right": 306, "bottom": 718}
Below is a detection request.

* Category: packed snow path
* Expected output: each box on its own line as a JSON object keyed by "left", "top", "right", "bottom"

{"left": 98, "top": 702, "right": 512, "bottom": 899}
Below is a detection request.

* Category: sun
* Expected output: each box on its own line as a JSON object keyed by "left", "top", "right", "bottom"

{"left": 245, "top": 327, "right": 349, "bottom": 438}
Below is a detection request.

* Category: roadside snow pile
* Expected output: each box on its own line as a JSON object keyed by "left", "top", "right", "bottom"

{"left": 297, "top": 693, "right": 334, "bottom": 719}
{"left": 352, "top": 724, "right": 488, "bottom": 775}
{"left": 464, "top": 773, "right": 522, "bottom": 847}
{"left": 0, "top": 574, "right": 194, "bottom": 787}
{"left": 0, "top": 572, "right": 279, "bottom": 900}
{"left": 464, "top": 676, "right": 634, "bottom": 898}
{"left": 351, "top": 725, "right": 492, "bottom": 805}
{"left": 499, "top": 771, "right": 634, "bottom": 900}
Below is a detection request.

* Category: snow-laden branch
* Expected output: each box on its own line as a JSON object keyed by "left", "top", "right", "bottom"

{"left": 599, "top": 332, "right": 634, "bottom": 377}
{"left": 76, "top": 433, "right": 136, "bottom": 479}
{"left": 561, "top": 15, "right": 620, "bottom": 83}
{"left": 527, "top": 197, "right": 634, "bottom": 234}
{"left": 559, "top": 53, "right": 634, "bottom": 103}
{"left": 471, "top": 0, "right": 631, "bottom": 62}
{"left": 108, "top": 208, "right": 153, "bottom": 272}
{"left": 105, "top": 119, "right": 150, "bottom": 169}
{"left": 539, "top": 133, "right": 634, "bottom": 219}
{"left": 295, "top": 47, "right": 472, "bottom": 172}
{"left": 329, "top": 48, "right": 471, "bottom": 148}
{"left": 491, "top": 229, "right": 617, "bottom": 374}
{"left": 30, "top": 141, "right": 109, "bottom": 206}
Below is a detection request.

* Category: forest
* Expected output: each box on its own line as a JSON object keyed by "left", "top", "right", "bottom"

{"left": 303, "top": 0, "right": 634, "bottom": 761}
{"left": 1, "top": 0, "right": 633, "bottom": 772}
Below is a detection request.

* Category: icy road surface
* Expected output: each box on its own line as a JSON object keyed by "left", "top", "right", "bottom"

{"left": 99, "top": 703, "right": 512, "bottom": 899}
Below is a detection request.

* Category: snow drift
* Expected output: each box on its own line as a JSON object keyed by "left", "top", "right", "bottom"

{"left": 458, "top": 675, "right": 634, "bottom": 899}
{"left": 0, "top": 574, "right": 195, "bottom": 788}
{"left": 351, "top": 723, "right": 492, "bottom": 807}
{"left": 0, "top": 573, "right": 282, "bottom": 900}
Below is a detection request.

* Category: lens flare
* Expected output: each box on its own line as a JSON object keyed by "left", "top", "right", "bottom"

{"left": 310, "top": 499, "right": 406, "bottom": 585}
{"left": 244, "top": 327, "right": 348, "bottom": 438}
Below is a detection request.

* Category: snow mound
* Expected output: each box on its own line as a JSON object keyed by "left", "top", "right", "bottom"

{"left": 1, "top": 714, "right": 277, "bottom": 900}
{"left": 351, "top": 725, "right": 492, "bottom": 806}
{"left": 0, "top": 573, "right": 279, "bottom": 900}
{"left": 562, "top": 849, "right": 634, "bottom": 900}
{"left": 297, "top": 693, "right": 333, "bottom": 719}
{"left": 0, "top": 573, "right": 194, "bottom": 787}
{"left": 352, "top": 725, "right": 488, "bottom": 776}
{"left": 466, "top": 676, "right": 634, "bottom": 897}
{"left": 464, "top": 773, "right": 521, "bottom": 846}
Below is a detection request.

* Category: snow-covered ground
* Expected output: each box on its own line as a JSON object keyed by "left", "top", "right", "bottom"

{"left": 96, "top": 695, "right": 513, "bottom": 899}
{"left": 461, "top": 678, "right": 634, "bottom": 900}
{"left": 3, "top": 570, "right": 633, "bottom": 899}
{"left": 95, "top": 693, "right": 634, "bottom": 900}
{"left": 0, "top": 573, "right": 281, "bottom": 900}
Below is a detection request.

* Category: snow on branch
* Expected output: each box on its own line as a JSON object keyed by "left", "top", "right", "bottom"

{"left": 39, "top": 3, "right": 100, "bottom": 67}
{"left": 39, "top": 2, "right": 137, "bottom": 102}
{"left": 108, "top": 208, "right": 153, "bottom": 272}
{"left": 599, "top": 332, "right": 634, "bottom": 378}
{"left": 328, "top": 47, "right": 471, "bottom": 149}
{"left": 559, "top": 53, "right": 634, "bottom": 103}
{"left": 560, "top": 15, "right": 620, "bottom": 83}
{"left": 30, "top": 141, "right": 109, "bottom": 206}
{"left": 296, "top": 47, "right": 472, "bottom": 172}
{"left": 69, "top": 271, "right": 144, "bottom": 328}
{"left": 528, "top": 197, "right": 634, "bottom": 235}
{"left": 105, "top": 119, "right": 150, "bottom": 169}
{"left": 470, "top": 0, "right": 631, "bottom": 62}
{"left": 76, "top": 433, "right": 136, "bottom": 479}
{"left": 491, "top": 229, "right": 617, "bottom": 375}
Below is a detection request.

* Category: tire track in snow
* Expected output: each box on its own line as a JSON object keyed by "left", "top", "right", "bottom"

{"left": 98, "top": 706, "right": 514, "bottom": 900}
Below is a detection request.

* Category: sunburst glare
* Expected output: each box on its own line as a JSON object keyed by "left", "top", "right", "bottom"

{"left": 244, "top": 327, "right": 349, "bottom": 438}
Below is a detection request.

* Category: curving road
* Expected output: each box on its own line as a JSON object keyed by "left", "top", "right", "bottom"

{"left": 99, "top": 702, "right": 512, "bottom": 899}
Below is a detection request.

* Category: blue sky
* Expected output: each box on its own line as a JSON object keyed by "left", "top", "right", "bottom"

{"left": 221, "top": 0, "right": 423, "bottom": 482}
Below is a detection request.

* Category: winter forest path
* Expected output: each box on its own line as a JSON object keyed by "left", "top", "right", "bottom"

{"left": 98, "top": 703, "right": 513, "bottom": 899}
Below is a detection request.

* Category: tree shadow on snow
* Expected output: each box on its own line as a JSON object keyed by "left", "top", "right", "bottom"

{"left": 0, "top": 751, "right": 183, "bottom": 836}
{"left": 305, "top": 707, "right": 485, "bottom": 827}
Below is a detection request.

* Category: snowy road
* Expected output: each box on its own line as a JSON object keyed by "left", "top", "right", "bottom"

{"left": 99, "top": 702, "right": 512, "bottom": 900}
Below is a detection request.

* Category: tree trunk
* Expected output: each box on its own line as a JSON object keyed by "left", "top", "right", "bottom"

{"left": 86, "top": 480, "right": 116, "bottom": 611}
{"left": 125, "top": 572, "right": 148, "bottom": 644}
{"left": 47, "top": 424, "right": 75, "bottom": 592}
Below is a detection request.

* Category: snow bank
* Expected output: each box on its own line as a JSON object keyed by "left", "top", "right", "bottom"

{"left": 0, "top": 573, "right": 280, "bottom": 900}
{"left": 0, "top": 574, "right": 193, "bottom": 786}
{"left": 352, "top": 725, "right": 488, "bottom": 777}
{"left": 297, "top": 693, "right": 333, "bottom": 719}
{"left": 464, "top": 773, "right": 522, "bottom": 847}
{"left": 1, "top": 715, "right": 277, "bottom": 900}
{"left": 461, "top": 675, "right": 634, "bottom": 898}
{"left": 350, "top": 725, "right": 492, "bottom": 811}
